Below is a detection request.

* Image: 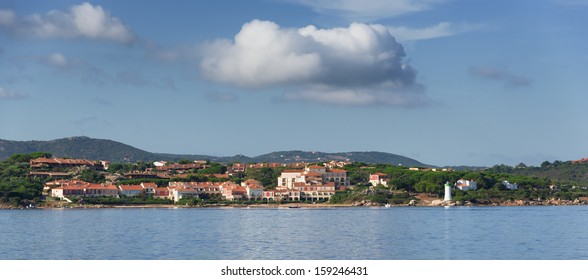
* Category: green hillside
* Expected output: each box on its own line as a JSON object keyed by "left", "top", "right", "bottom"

{"left": 0, "top": 136, "right": 426, "bottom": 166}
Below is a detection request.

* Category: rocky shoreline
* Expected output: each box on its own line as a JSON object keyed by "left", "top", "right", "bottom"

{"left": 2, "top": 197, "right": 587, "bottom": 210}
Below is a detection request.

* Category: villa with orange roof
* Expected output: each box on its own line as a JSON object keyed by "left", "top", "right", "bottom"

{"left": 455, "top": 179, "right": 477, "bottom": 191}
{"left": 369, "top": 172, "right": 389, "bottom": 186}
{"left": 119, "top": 185, "right": 145, "bottom": 197}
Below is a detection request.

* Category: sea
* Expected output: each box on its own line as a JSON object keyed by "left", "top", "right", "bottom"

{"left": 1, "top": 206, "right": 587, "bottom": 260}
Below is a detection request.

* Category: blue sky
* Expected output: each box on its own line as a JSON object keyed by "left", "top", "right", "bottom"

{"left": 1, "top": 0, "right": 587, "bottom": 167}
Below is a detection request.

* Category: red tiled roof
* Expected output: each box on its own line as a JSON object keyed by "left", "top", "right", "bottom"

{"left": 307, "top": 165, "right": 324, "bottom": 169}
{"left": 119, "top": 185, "right": 144, "bottom": 191}
{"left": 141, "top": 182, "right": 157, "bottom": 188}
{"left": 329, "top": 169, "right": 347, "bottom": 173}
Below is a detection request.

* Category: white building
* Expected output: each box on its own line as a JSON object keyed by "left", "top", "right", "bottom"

{"left": 275, "top": 165, "right": 347, "bottom": 201}
{"left": 277, "top": 165, "right": 349, "bottom": 189}
{"left": 455, "top": 179, "right": 477, "bottom": 191}
{"left": 277, "top": 170, "right": 304, "bottom": 189}
{"left": 502, "top": 180, "right": 518, "bottom": 190}
{"left": 369, "top": 173, "right": 389, "bottom": 186}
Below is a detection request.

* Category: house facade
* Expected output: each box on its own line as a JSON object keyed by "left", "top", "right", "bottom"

{"left": 369, "top": 172, "right": 389, "bottom": 186}
{"left": 119, "top": 185, "right": 145, "bottom": 197}
{"left": 455, "top": 179, "right": 477, "bottom": 191}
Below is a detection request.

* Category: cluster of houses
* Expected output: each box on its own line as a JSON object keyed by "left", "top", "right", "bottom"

{"left": 47, "top": 180, "right": 259, "bottom": 202}
{"left": 45, "top": 163, "right": 352, "bottom": 203}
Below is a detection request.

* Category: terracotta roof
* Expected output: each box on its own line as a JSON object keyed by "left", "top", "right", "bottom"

{"left": 329, "top": 169, "right": 347, "bottom": 173}
{"left": 307, "top": 165, "right": 324, "bottom": 169}
{"left": 141, "top": 182, "right": 157, "bottom": 188}
{"left": 119, "top": 185, "right": 144, "bottom": 191}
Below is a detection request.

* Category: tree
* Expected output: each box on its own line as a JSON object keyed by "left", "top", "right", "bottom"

{"left": 78, "top": 169, "right": 105, "bottom": 183}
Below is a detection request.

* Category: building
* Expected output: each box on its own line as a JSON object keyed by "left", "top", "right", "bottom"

{"left": 242, "top": 179, "right": 263, "bottom": 200}
{"left": 220, "top": 182, "right": 246, "bottom": 201}
{"left": 455, "top": 179, "right": 477, "bottom": 191}
{"left": 275, "top": 165, "right": 344, "bottom": 201}
{"left": 278, "top": 165, "right": 349, "bottom": 189}
{"left": 29, "top": 157, "right": 110, "bottom": 170}
{"left": 153, "top": 187, "right": 170, "bottom": 199}
{"left": 278, "top": 170, "right": 304, "bottom": 189}
{"left": 50, "top": 181, "right": 118, "bottom": 198}
{"left": 170, "top": 188, "right": 199, "bottom": 202}
{"left": 119, "top": 185, "right": 145, "bottom": 197}
{"left": 369, "top": 172, "right": 389, "bottom": 186}
{"left": 502, "top": 181, "right": 518, "bottom": 190}
{"left": 141, "top": 182, "right": 157, "bottom": 195}
{"left": 156, "top": 163, "right": 204, "bottom": 174}
{"left": 85, "top": 184, "right": 119, "bottom": 197}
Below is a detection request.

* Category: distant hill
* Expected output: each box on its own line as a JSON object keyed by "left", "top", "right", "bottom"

{"left": 0, "top": 136, "right": 428, "bottom": 166}
{"left": 252, "top": 150, "right": 426, "bottom": 166}
{"left": 487, "top": 161, "right": 588, "bottom": 185}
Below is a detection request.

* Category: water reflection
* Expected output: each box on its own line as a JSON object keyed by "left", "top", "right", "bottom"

{"left": 0, "top": 206, "right": 587, "bottom": 259}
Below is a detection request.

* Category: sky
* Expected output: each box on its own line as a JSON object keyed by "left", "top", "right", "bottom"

{"left": 0, "top": 0, "right": 587, "bottom": 167}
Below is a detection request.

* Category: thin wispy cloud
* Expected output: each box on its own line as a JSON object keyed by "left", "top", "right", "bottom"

{"left": 37, "top": 52, "right": 112, "bottom": 85}
{"left": 469, "top": 65, "right": 533, "bottom": 89}
{"left": 290, "top": 0, "right": 443, "bottom": 21}
{"left": 44, "top": 52, "right": 71, "bottom": 68}
{"left": 116, "top": 71, "right": 177, "bottom": 90}
{"left": 387, "top": 22, "right": 479, "bottom": 42}
{"left": 0, "top": 2, "right": 134, "bottom": 43}
{"left": 205, "top": 91, "right": 239, "bottom": 103}
{"left": 71, "top": 116, "right": 112, "bottom": 133}
{"left": 0, "top": 86, "right": 28, "bottom": 100}
{"left": 200, "top": 20, "right": 428, "bottom": 107}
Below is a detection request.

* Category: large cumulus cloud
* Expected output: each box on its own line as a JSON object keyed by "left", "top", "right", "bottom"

{"left": 0, "top": 2, "right": 134, "bottom": 43}
{"left": 199, "top": 20, "right": 427, "bottom": 107}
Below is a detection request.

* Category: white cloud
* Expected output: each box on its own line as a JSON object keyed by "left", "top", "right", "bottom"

{"left": 0, "top": 87, "right": 28, "bottom": 100}
{"left": 291, "top": 0, "right": 442, "bottom": 20}
{"left": 46, "top": 52, "right": 69, "bottom": 67}
{"left": 387, "top": 22, "right": 478, "bottom": 42}
{"left": 0, "top": 9, "right": 16, "bottom": 26}
{"left": 200, "top": 20, "right": 427, "bottom": 107}
{"left": 0, "top": 2, "right": 133, "bottom": 43}
{"left": 201, "top": 20, "right": 321, "bottom": 88}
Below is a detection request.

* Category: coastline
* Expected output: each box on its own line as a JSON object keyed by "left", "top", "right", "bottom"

{"left": 2, "top": 197, "right": 587, "bottom": 210}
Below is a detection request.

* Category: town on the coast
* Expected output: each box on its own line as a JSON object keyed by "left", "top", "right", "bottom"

{"left": 2, "top": 152, "right": 588, "bottom": 208}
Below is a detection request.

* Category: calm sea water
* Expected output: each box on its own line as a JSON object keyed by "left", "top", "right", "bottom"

{"left": 1, "top": 206, "right": 587, "bottom": 260}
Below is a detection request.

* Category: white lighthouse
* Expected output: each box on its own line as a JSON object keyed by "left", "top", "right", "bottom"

{"left": 443, "top": 181, "right": 452, "bottom": 201}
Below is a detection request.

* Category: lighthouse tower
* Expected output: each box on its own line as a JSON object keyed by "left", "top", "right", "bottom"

{"left": 443, "top": 181, "right": 452, "bottom": 201}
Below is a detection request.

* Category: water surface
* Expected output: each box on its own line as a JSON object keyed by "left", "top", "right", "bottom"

{"left": 1, "top": 206, "right": 586, "bottom": 259}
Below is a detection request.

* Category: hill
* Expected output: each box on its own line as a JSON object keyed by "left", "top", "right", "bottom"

{"left": 252, "top": 151, "right": 426, "bottom": 166}
{"left": 0, "top": 136, "right": 427, "bottom": 166}
{"left": 487, "top": 161, "right": 588, "bottom": 185}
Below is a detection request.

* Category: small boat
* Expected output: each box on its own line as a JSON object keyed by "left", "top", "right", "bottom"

{"left": 288, "top": 205, "right": 301, "bottom": 208}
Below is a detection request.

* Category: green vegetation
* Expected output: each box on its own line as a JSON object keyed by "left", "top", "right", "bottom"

{"left": 1, "top": 152, "right": 588, "bottom": 207}
{"left": 488, "top": 161, "right": 588, "bottom": 185}
{"left": 0, "top": 153, "right": 49, "bottom": 206}
{"left": 0, "top": 137, "right": 428, "bottom": 165}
